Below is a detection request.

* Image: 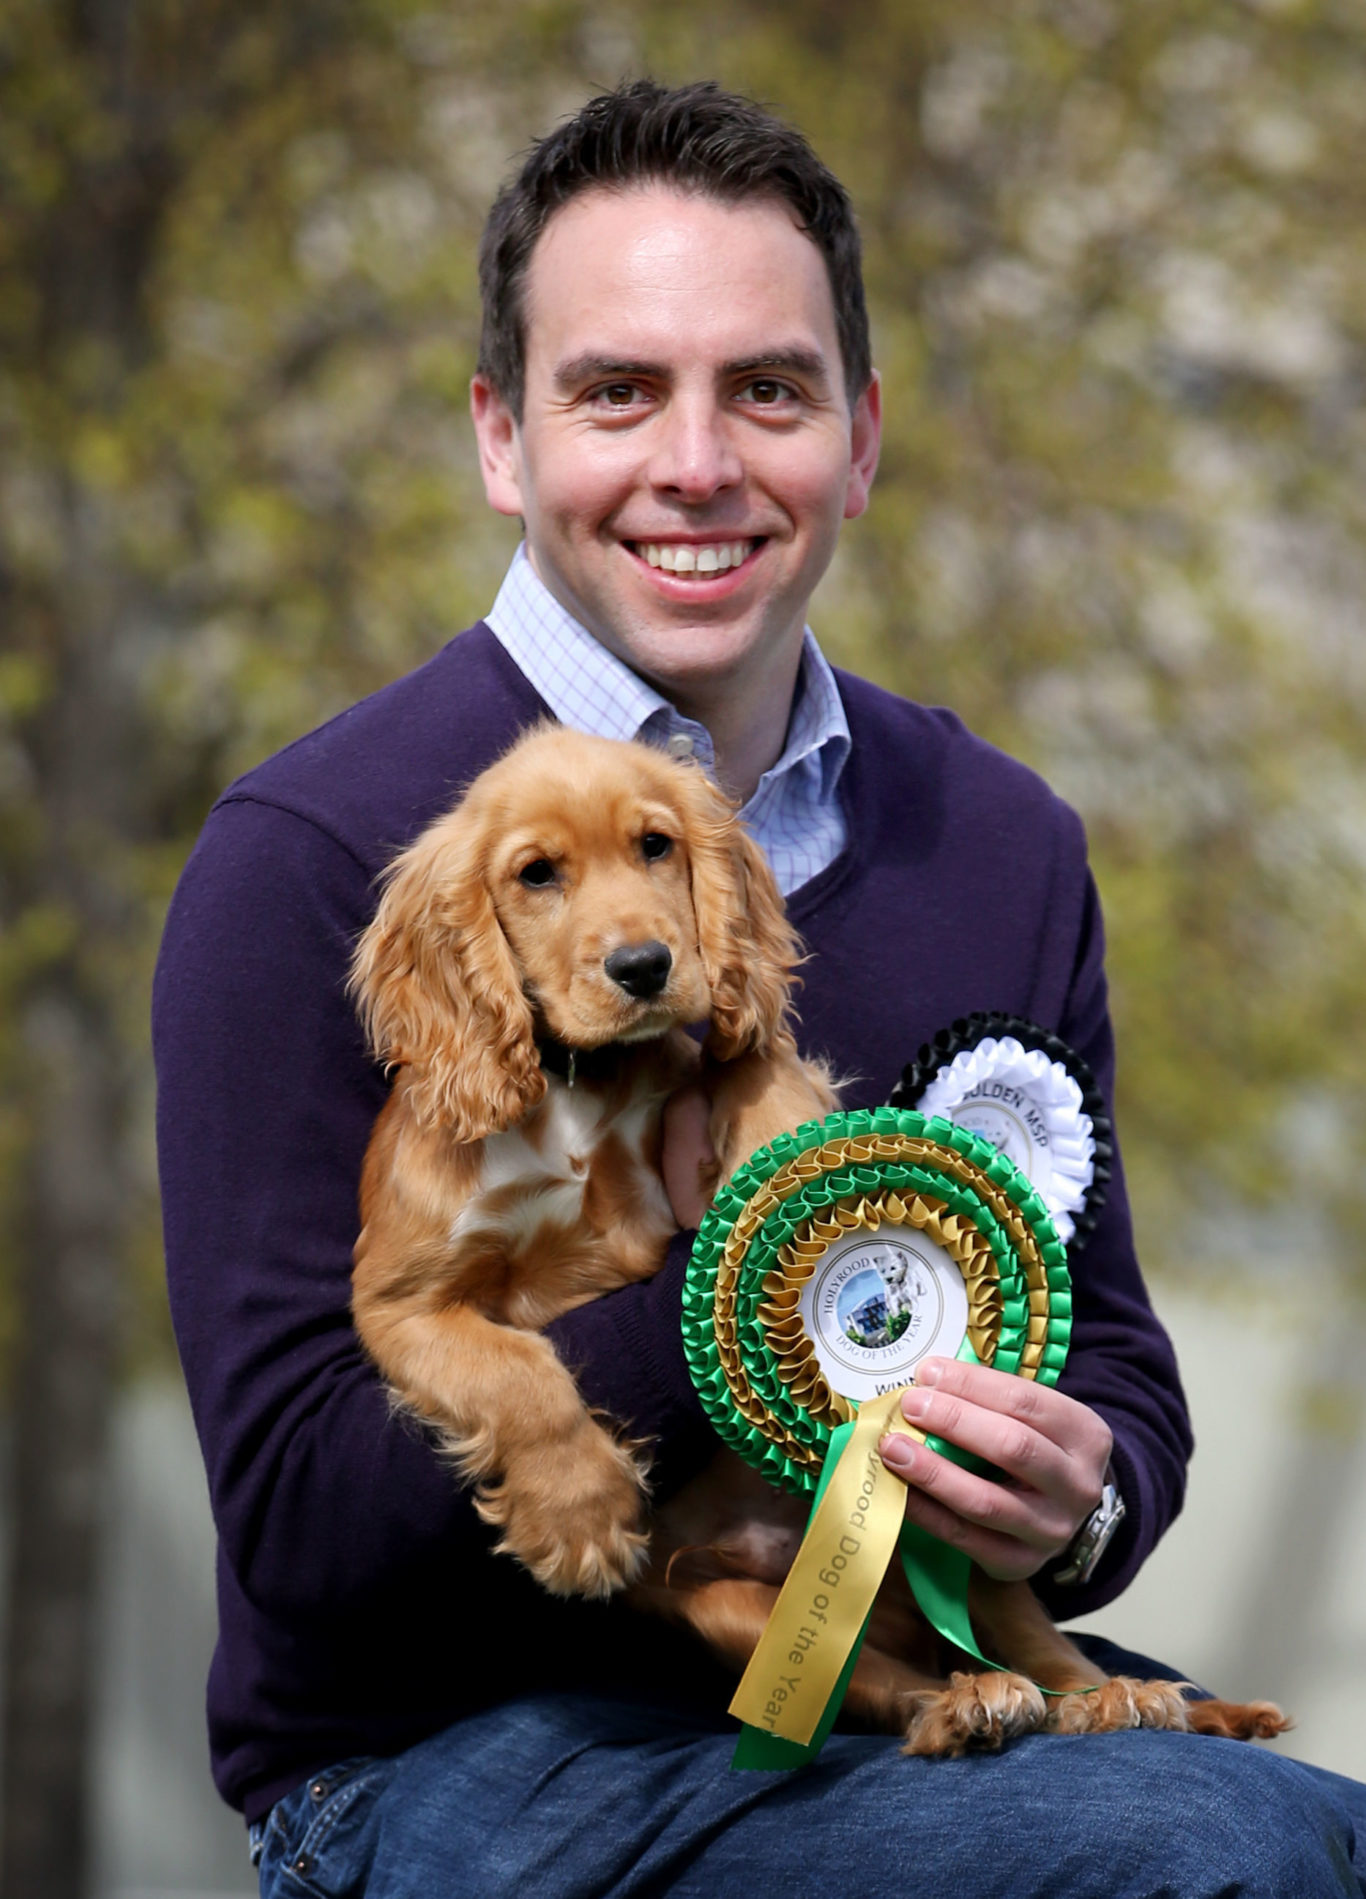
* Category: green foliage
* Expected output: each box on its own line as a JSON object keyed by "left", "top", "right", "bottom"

{"left": 1, "top": 0, "right": 1363, "bottom": 1381}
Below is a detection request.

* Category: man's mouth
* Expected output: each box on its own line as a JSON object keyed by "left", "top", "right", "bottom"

{"left": 625, "top": 539, "right": 759, "bottom": 576}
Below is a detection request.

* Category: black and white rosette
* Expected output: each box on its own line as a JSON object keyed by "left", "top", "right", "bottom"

{"left": 890, "top": 1014, "right": 1112, "bottom": 1250}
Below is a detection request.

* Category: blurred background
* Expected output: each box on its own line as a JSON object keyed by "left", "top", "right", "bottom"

{"left": 2, "top": 0, "right": 1364, "bottom": 1893}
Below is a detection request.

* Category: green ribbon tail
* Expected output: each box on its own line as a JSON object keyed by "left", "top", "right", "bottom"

{"left": 731, "top": 1419, "right": 868, "bottom": 1770}
{"left": 897, "top": 1522, "right": 1099, "bottom": 1701}
{"left": 897, "top": 1521, "right": 996, "bottom": 1666}
{"left": 894, "top": 1337, "right": 1001, "bottom": 1671}
{"left": 893, "top": 1345, "right": 1039, "bottom": 1682}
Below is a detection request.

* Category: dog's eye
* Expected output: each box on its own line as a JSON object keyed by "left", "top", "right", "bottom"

{"left": 641, "top": 833, "right": 673, "bottom": 862}
{"left": 517, "top": 858, "right": 557, "bottom": 888}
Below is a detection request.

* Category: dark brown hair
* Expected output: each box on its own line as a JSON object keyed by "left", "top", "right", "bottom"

{"left": 477, "top": 79, "right": 871, "bottom": 416}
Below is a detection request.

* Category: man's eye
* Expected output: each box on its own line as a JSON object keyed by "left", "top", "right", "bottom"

{"left": 641, "top": 833, "right": 673, "bottom": 862}
{"left": 597, "top": 383, "right": 640, "bottom": 407}
{"left": 518, "top": 858, "right": 557, "bottom": 887}
{"left": 742, "top": 379, "right": 791, "bottom": 405}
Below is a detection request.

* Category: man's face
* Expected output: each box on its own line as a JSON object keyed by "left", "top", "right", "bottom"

{"left": 471, "top": 186, "right": 881, "bottom": 712}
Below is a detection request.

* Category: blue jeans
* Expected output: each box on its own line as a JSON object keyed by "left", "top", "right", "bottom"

{"left": 250, "top": 1650, "right": 1366, "bottom": 1898}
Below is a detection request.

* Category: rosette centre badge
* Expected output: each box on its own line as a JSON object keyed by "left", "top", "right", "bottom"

{"left": 801, "top": 1234, "right": 967, "bottom": 1400}
{"left": 945, "top": 1085, "right": 1046, "bottom": 1188}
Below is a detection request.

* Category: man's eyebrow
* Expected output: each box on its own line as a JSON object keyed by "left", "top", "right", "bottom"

{"left": 553, "top": 354, "right": 666, "bottom": 390}
{"left": 551, "top": 348, "right": 833, "bottom": 391}
{"left": 724, "top": 349, "right": 831, "bottom": 383}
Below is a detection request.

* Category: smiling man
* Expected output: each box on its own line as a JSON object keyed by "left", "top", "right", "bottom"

{"left": 471, "top": 181, "right": 879, "bottom": 802}
{"left": 155, "top": 80, "right": 1366, "bottom": 1899}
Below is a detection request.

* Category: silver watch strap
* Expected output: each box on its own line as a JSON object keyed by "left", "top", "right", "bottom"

{"left": 1052, "top": 1464, "right": 1125, "bottom": 1587}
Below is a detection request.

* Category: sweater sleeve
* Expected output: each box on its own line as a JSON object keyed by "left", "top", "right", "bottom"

{"left": 1031, "top": 863, "right": 1194, "bottom": 1619}
{"left": 154, "top": 796, "right": 714, "bottom": 1624}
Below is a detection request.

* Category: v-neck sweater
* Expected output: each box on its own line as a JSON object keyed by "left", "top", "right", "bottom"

{"left": 154, "top": 623, "right": 1191, "bottom": 1820}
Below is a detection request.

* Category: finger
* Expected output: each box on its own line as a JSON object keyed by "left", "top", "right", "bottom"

{"left": 895, "top": 1385, "right": 1083, "bottom": 1506}
{"left": 913, "top": 1357, "right": 1110, "bottom": 1463}
{"left": 880, "top": 1431, "right": 1076, "bottom": 1554}
{"left": 660, "top": 1084, "right": 716, "bottom": 1228}
{"left": 894, "top": 1478, "right": 1051, "bottom": 1583}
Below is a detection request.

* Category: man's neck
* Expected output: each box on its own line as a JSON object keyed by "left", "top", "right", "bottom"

{"left": 671, "top": 649, "right": 804, "bottom": 804}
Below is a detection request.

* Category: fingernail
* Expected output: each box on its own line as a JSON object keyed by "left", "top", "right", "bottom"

{"left": 900, "top": 1389, "right": 929, "bottom": 1423}
{"left": 916, "top": 1359, "right": 944, "bottom": 1387}
{"left": 880, "top": 1433, "right": 915, "bottom": 1474}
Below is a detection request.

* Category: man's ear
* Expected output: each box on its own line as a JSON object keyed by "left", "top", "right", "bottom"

{"left": 843, "top": 369, "right": 882, "bottom": 522}
{"left": 470, "top": 375, "right": 526, "bottom": 518}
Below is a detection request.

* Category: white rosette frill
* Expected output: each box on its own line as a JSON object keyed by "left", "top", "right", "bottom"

{"left": 914, "top": 1036, "right": 1095, "bottom": 1245}
{"left": 892, "top": 1015, "right": 1113, "bottom": 1250}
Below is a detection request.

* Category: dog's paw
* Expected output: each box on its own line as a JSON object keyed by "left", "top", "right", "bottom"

{"left": 476, "top": 1423, "right": 650, "bottom": 1599}
{"left": 1185, "top": 1696, "right": 1293, "bottom": 1742}
{"left": 1047, "top": 1676, "right": 1193, "bottom": 1736}
{"left": 901, "top": 1670, "right": 1047, "bottom": 1757}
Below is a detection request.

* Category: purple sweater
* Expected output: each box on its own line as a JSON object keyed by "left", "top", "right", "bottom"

{"left": 154, "top": 624, "right": 1191, "bottom": 1820}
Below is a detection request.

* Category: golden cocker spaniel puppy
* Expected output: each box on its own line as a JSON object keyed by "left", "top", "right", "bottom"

{"left": 349, "top": 724, "right": 835, "bottom": 1598}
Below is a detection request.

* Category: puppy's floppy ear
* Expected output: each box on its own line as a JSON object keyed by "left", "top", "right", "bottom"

{"left": 349, "top": 800, "right": 545, "bottom": 1141}
{"left": 676, "top": 767, "right": 803, "bottom": 1061}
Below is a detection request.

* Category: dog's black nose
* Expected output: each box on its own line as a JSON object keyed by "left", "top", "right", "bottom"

{"left": 604, "top": 941, "right": 672, "bottom": 999}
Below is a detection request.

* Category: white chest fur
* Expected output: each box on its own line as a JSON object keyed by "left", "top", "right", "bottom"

{"left": 449, "top": 1076, "right": 672, "bottom": 1245}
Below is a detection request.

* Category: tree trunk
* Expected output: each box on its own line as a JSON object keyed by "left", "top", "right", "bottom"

{"left": 2, "top": 994, "right": 127, "bottom": 1899}
{"left": 1, "top": 6, "right": 162, "bottom": 1864}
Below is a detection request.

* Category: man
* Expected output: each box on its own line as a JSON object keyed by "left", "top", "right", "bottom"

{"left": 155, "top": 79, "right": 1366, "bottom": 1897}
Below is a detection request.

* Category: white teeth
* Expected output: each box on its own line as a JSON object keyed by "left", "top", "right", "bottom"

{"left": 640, "top": 540, "right": 752, "bottom": 574}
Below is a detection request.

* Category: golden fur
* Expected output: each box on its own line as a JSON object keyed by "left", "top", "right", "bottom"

{"left": 350, "top": 725, "right": 1288, "bottom": 1755}
{"left": 350, "top": 725, "right": 835, "bottom": 1597}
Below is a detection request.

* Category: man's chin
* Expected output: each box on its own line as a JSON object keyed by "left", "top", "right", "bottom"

{"left": 593, "top": 609, "right": 792, "bottom": 702}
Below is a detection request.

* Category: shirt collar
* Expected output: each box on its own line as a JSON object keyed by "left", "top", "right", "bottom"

{"left": 485, "top": 544, "right": 849, "bottom": 800}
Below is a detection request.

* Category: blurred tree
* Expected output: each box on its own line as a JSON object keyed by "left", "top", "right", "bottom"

{"left": 1, "top": 0, "right": 1364, "bottom": 1888}
{"left": 0, "top": 1, "right": 533, "bottom": 1889}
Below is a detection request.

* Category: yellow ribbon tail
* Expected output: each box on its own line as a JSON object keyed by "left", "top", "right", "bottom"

{"left": 728, "top": 1388, "right": 914, "bottom": 1747}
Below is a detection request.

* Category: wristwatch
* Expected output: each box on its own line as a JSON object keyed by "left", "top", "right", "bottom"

{"left": 1052, "top": 1463, "right": 1125, "bottom": 1587}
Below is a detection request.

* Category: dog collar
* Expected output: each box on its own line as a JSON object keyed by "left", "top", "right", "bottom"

{"left": 535, "top": 1037, "right": 632, "bottom": 1088}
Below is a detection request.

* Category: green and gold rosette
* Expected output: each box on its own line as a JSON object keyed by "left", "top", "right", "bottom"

{"left": 682, "top": 1104, "right": 1072, "bottom": 1768}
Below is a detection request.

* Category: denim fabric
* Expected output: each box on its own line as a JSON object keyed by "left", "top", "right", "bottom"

{"left": 251, "top": 1670, "right": 1366, "bottom": 1898}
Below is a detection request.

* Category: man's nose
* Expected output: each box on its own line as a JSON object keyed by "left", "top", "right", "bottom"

{"left": 647, "top": 398, "right": 743, "bottom": 501}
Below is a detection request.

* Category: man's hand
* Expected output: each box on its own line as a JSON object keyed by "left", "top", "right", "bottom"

{"left": 661, "top": 1082, "right": 715, "bottom": 1230}
{"left": 878, "top": 1357, "right": 1113, "bottom": 1582}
